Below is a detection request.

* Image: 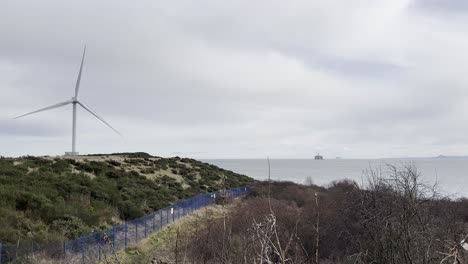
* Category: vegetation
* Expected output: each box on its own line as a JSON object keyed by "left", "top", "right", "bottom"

{"left": 136, "top": 164, "right": 468, "bottom": 263}
{"left": 0, "top": 153, "right": 253, "bottom": 245}
{"left": 102, "top": 205, "right": 230, "bottom": 264}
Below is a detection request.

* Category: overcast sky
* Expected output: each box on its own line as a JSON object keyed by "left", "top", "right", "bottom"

{"left": 1, "top": 0, "right": 468, "bottom": 159}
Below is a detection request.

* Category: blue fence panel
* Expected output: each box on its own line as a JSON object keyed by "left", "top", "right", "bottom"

{"left": 0, "top": 186, "right": 250, "bottom": 263}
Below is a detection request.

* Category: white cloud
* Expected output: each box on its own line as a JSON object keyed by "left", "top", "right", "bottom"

{"left": 1, "top": 0, "right": 468, "bottom": 158}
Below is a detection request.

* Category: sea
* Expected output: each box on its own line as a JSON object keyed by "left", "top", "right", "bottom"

{"left": 204, "top": 158, "right": 468, "bottom": 198}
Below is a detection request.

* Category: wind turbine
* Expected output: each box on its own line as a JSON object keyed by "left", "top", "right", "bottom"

{"left": 14, "top": 47, "right": 121, "bottom": 156}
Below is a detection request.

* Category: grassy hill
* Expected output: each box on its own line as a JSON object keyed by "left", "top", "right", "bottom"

{"left": 0, "top": 152, "right": 254, "bottom": 245}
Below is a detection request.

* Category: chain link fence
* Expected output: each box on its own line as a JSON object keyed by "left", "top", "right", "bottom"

{"left": 0, "top": 186, "right": 249, "bottom": 263}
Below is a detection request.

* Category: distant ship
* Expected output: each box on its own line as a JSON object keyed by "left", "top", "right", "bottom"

{"left": 314, "top": 153, "right": 323, "bottom": 160}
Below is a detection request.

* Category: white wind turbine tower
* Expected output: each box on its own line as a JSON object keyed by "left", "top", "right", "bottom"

{"left": 14, "top": 47, "right": 121, "bottom": 156}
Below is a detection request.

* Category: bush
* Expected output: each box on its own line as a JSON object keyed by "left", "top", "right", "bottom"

{"left": 0, "top": 154, "right": 254, "bottom": 245}
{"left": 167, "top": 165, "right": 468, "bottom": 264}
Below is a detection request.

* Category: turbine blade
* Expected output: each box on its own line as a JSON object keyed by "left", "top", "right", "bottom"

{"left": 77, "top": 101, "right": 122, "bottom": 137}
{"left": 14, "top": 100, "right": 73, "bottom": 119}
{"left": 74, "top": 46, "right": 86, "bottom": 98}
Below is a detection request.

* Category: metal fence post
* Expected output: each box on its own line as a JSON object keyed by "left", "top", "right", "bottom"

{"left": 80, "top": 237, "right": 85, "bottom": 264}
{"left": 0, "top": 241, "right": 2, "bottom": 264}
{"left": 144, "top": 219, "right": 147, "bottom": 238}
{"left": 135, "top": 222, "right": 138, "bottom": 243}
{"left": 63, "top": 241, "right": 66, "bottom": 259}
{"left": 160, "top": 210, "right": 162, "bottom": 230}
{"left": 124, "top": 222, "right": 128, "bottom": 249}
{"left": 112, "top": 226, "right": 116, "bottom": 249}
{"left": 153, "top": 213, "right": 156, "bottom": 232}
{"left": 98, "top": 233, "right": 102, "bottom": 261}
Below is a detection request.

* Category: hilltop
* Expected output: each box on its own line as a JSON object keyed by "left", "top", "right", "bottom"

{"left": 0, "top": 152, "right": 254, "bottom": 244}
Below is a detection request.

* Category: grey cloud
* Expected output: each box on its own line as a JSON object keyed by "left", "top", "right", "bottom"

{"left": 412, "top": 0, "right": 468, "bottom": 13}
{"left": 1, "top": 1, "right": 468, "bottom": 158}
{"left": 316, "top": 57, "right": 405, "bottom": 80}
{"left": 0, "top": 118, "right": 67, "bottom": 137}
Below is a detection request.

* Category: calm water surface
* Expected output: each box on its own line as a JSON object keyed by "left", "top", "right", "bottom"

{"left": 204, "top": 158, "right": 468, "bottom": 198}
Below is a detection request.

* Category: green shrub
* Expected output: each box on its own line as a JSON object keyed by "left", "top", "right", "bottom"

{"left": 0, "top": 154, "right": 254, "bottom": 244}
